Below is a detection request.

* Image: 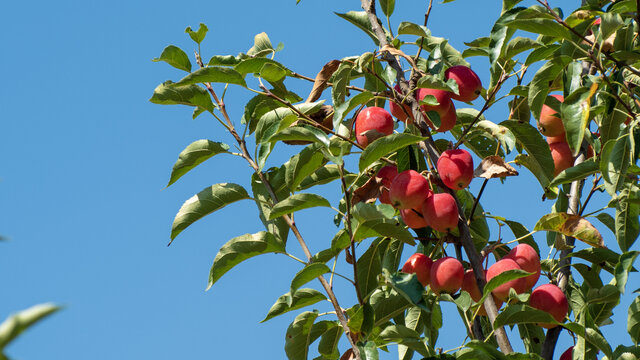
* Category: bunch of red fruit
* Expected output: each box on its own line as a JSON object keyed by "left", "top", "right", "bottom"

{"left": 401, "top": 244, "right": 569, "bottom": 327}
{"left": 354, "top": 65, "right": 482, "bottom": 146}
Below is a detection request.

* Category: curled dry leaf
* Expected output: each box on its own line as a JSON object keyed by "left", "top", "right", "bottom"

{"left": 380, "top": 45, "right": 419, "bottom": 71}
{"left": 351, "top": 173, "right": 384, "bottom": 204}
{"left": 340, "top": 348, "right": 355, "bottom": 360}
{"left": 305, "top": 59, "right": 341, "bottom": 103}
{"left": 474, "top": 155, "right": 519, "bottom": 179}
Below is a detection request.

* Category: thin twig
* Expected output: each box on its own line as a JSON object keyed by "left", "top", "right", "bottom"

{"left": 468, "top": 178, "right": 489, "bottom": 226}
{"left": 414, "top": 0, "right": 434, "bottom": 61}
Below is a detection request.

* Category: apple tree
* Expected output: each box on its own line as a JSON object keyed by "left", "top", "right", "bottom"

{"left": 150, "top": 0, "right": 640, "bottom": 359}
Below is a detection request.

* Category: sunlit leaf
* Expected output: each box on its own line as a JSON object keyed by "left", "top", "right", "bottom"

{"left": 172, "top": 66, "right": 247, "bottom": 87}
{"left": 629, "top": 296, "right": 640, "bottom": 345}
{"left": 167, "top": 140, "right": 230, "bottom": 187}
{"left": 335, "top": 11, "right": 380, "bottom": 45}
{"left": 290, "top": 263, "right": 331, "bottom": 300}
{"left": 0, "top": 303, "right": 61, "bottom": 349}
{"left": 247, "top": 32, "right": 276, "bottom": 57}
{"left": 548, "top": 159, "right": 598, "bottom": 188}
{"left": 185, "top": 23, "right": 208, "bottom": 44}
{"left": 269, "top": 193, "right": 331, "bottom": 220}
{"left": 616, "top": 185, "right": 640, "bottom": 252}
{"left": 285, "top": 311, "right": 319, "bottom": 360}
{"left": 359, "top": 134, "right": 426, "bottom": 172}
{"left": 152, "top": 45, "right": 192, "bottom": 72}
{"left": 261, "top": 289, "right": 327, "bottom": 323}
{"left": 534, "top": 212, "right": 604, "bottom": 247}
{"left": 149, "top": 81, "right": 215, "bottom": 112}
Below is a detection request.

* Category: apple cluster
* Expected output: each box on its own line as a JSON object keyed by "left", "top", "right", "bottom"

{"left": 538, "top": 95, "right": 594, "bottom": 176}
{"left": 401, "top": 244, "right": 569, "bottom": 327}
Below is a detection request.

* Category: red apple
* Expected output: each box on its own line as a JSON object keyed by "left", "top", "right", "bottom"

{"left": 529, "top": 283, "right": 568, "bottom": 329}
{"left": 546, "top": 134, "right": 566, "bottom": 144}
{"left": 422, "top": 193, "right": 459, "bottom": 233}
{"left": 538, "top": 94, "right": 565, "bottom": 137}
{"left": 437, "top": 149, "right": 474, "bottom": 190}
{"left": 486, "top": 258, "right": 528, "bottom": 301}
{"left": 430, "top": 257, "right": 464, "bottom": 295}
{"left": 401, "top": 208, "right": 428, "bottom": 229}
{"left": 549, "top": 141, "right": 574, "bottom": 176}
{"left": 376, "top": 165, "right": 398, "bottom": 205}
{"left": 390, "top": 84, "right": 413, "bottom": 123}
{"left": 503, "top": 244, "right": 541, "bottom": 291}
{"left": 389, "top": 170, "right": 432, "bottom": 210}
{"left": 425, "top": 102, "right": 457, "bottom": 133}
{"left": 444, "top": 65, "right": 482, "bottom": 102}
{"left": 418, "top": 88, "right": 453, "bottom": 117}
{"left": 559, "top": 346, "right": 573, "bottom": 360}
{"left": 401, "top": 253, "right": 433, "bottom": 287}
{"left": 461, "top": 269, "right": 503, "bottom": 316}
{"left": 354, "top": 106, "right": 394, "bottom": 147}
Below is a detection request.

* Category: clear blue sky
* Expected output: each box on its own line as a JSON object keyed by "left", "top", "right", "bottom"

{"left": 0, "top": 0, "right": 633, "bottom": 359}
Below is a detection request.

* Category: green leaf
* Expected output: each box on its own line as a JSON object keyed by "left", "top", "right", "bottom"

{"left": 504, "top": 220, "right": 538, "bottom": 253}
{"left": 359, "top": 134, "right": 426, "bottom": 172}
{"left": 527, "top": 56, "right": 570, "bottom": 120}
{"left": 360, "top": 340, "right": 379, "bottom": 360}
{"left": 267, "top": 126, "right": 330, "bottom": 147}
{"left": 616, "top": 185, "right": 640, "bottom": 252}
{"left": 416, "top": 75, "right": 460, "bottom": 95}
{"left": 524, "top": 44, "right": 561, "bottom": 66}
{"left": 503, "top": 36, "right": 541, "bottom": 60}
{"left": 534, "top": 212, "right": 604, "bottom": 247}
{"left": 335, "top": 11, "right": 380, "bottom": 45}
{"left": 332, "top": 92, "right": 374, "bottom": 129}
{"left": 507, "top": 19, "right": 572, "bottom": 39}
{"left": 384, "top": 271, "right": 429, "bottom": 312}
{"left": 167, "top": 140, "right": 229, "bottom": 187}
{"left": 285, "top": 143, "right": 328, "bottom": 191}
{"left": 629, "top": 296, "right": 640, "bottom": 345}
{"left": 234, "top": 58, "right": 289, "bottom": 76}
{"left": 601, "top": 101, "right": 628, "bottom": 145}
{"left": 299, "top": 164, "right": 353, "bottom": 190}
{"left": 185, "top": 23, "right": 208, "bottom": 44}
{"left": 601, "top": 12, "right": 624, "bottom": 40}
{"left": 255, "top": 101, "right": 324, "bottom": 144}
{"left": 208, "top": 54, "right": 243, "bottom": 66}
{"left": 0, "top": 303, "right": 61, "bottom": 349}
{"left": 475, "top": 120, "right": 516, "bottom": 154}
{"left": 354, "top": 219, "right": 416, "bottom": 245}
{"left": 596, "top": 213, "right": 617, "bottom": 235}
{"left": 397, "top": 21, "right": 430, "bottom": 38}
{"left": 285, "top": 311, "right": 319, "bottom": 360}
{"left": 269, "top": 193, "right": 331, "bottom": 220}
{"left": 357, "top": 238, "right": 390, "bottom": 300}
{"left": 331, "top": 61, "right": 353, "bottom": 107}
{"left": 500, "top": 121, "right": 555, "bottom": 186}
{"left": 172, "top": 66, "right": 247, "bottom": 87}
{"left": 152, "top": 45, "right": 192, "bottom": 72}
{"left": 480, "top": 269, "right": 531, "bottom": 304}
{"left": 370, "top": 289, "right": 411, "bottom": 328}
{"left": 379, "top": 0, "right": 395, "bottom": 17}
{"left": 170, "top": 183, "right": 251, "bottom": 242}
{"left": 548, "top": 159, "right": 599, "bottom": 188}
{"left": 489, "top": 7, "right": 523, "bottom": 66}
{"left": 602, "top": 135, "right": 631, "bottom": 196}
{"left": 317, "top": 323, "right": 341, "bottom": 359}
{"left": 379, "top": 325, "right": 431, "bottom": 356}
{"left": 290, "top": 263, "right": 331, "bottom": 299}
{"left": 251, "top": 169, "right": 290, "bottom": 243}
{"left": 563, "top": 322, "right": 613, "bottom": 359}
{"left": 149, "top": 81, "right": 214, "bottom": 112}
{"left": 207, "top": 231, "right": 285, "bottom": 290}
{"left": 261, "top": 289, "right": 327, "bottom": 323}
{"left": 493, "top": 304, "right": 558, "bottom": 328}
{"left": 562, "top": 86, "right": 596, "bottom": 156}
{"left": 613, "top": 251, "right": 639, "bottom": 294}
{"left": 260, "top": 62, "right": 287, "bottom": 82}
{"left": 247, "top": 32, "right": 276, "bottom": 57}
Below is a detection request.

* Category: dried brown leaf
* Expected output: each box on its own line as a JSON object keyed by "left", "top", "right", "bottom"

{"left": 351, "top": 174, "right": 384, "bottom": 204}
{"left": 474, "top": 155, "right": 519, "bottom": 179}
{"left": 305, "top": 60, "right": 341, "bottom": 103}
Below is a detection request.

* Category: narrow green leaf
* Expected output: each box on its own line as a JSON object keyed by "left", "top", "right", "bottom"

{"left": 261, "top": 289, "right": 327, "bottom": 323}
{"left": 299, "top": 164, "right": 353, "bottom": 190}
{"left": 208, "top": 54, "right": 243, "bottom": 66}
{"left": 285, "top": 143, "right": 328, "bottom": 191}
{"left": 595, "top": 213, "right": 617, "bottom": 235}
{"left": 360, "top": 340, "right": 379, "bottom": 360}
{"left": 507, "top": 19, "right": 572, "bottom": 39}
{"left": 602, "top": 135, "right": 631, "bottom": 196}
{"left": 548, "top": 159, "right": 599, "bottom": 188}
{"left": 167, "top": 140, "right": 230, "bottom": 186}
{"left": 332, "top": 92, "right": 374, "bottom": 129}
{"left": 172, "top": 66, "right": 247, "bottom": 87}
{"left": 500, "top": 120, "right": 555, "bottom": 185}
{"left": 616, "top": 185, "right": 640, "bottom": 252}
{"left": 317, "top": 323, "right": 341, "bottom": 359}
{"left": 563, "top": 322, "right": 613, "bottom": 359}
{"left": 269, "top": 193, "right": 331, "bottom": 220}
{"left": 524, "top": 44, "right": 561, "bottom": 66}
{"left": 379, "top": 325, "right": 431, "bottom": 356}
{"left": 267, "top": 126, "right": 330, "bottom": 147}
{"left": 251, "top": 169, "right": 290, "bottom": 244}
{"left": 562, "top": 86, "right": 596, "bottom": 156}
{"left": 489, "top": 7, "right": 523, "bottom": 65}
{"left": 247, "top": 32, "right": 275, "bottom": 57}
{"left": 255, "top": 101, "right": 324, "bottom": 144}
{"left": 370, "top": 289, "right": 411, "bottom": 328}
{"left": 503, "top": 36, "right": 541, "bottom": 60}
{"left": 357, "top": 238, "right": 391, "bottom": 300}
{"left": 331, "top": 61, "right": 353, "bottom": 107}
{"left": 152, "top": 45, "right": 192, "bottom": 72}
{"left": 629, "top": 296, "right": 640, "bottom": 345}
{"left": 0, "top": 303, "right": 61, "bottom": 349}
{"left": 397, "top": 21, "right": 430, "bottom": 38}
{"left": 569, "top": 248, "right": 621, "bottom": 274}
{"left": 170, "top": 183, "right": 250, "bottom": 241}
{"left": 416, "top": 75, "right": 460, "bottom": 95}
{"left": 613, "top": 251, "right": 639, "bottom": 294}
{"left": 290, "top": 263, "right": 331, "bottom": 300}
{"left": 354, "top": 219, "right": 415, "bottom": 245}
{"left": 601, "top": 12, "right": 624, "bottom": 40}
{"left": 234, "top": 58, "right": 288, "bottom": 76}
{"left": 527, "top": 56, "right": 570, "bottom": 120}
{"left": 149, "top": 81, "right": 214, "bottom": 112}
{"left": 379, "top": 0, "right": 395, "bottom": 17}
{"left": 207, "top": 231, "right": 285, "bottom": 290}
{"left": 504, "top": 220, "right": 538, "bottom": 252}
{"left": 260, "top": 62, "right": 287, "bottom": 82}
{"left": 359, "top": 134, "right": 426, "bottom": 172}
{"left": 185, "top": 23, "right": 208, "bottom": 44}
{"left": 480, "top": 269, "right": 531, "bottom": 304}
{"left": 494, "top": 304, "right": 558, "bottom": 328}
{"left": 384, "top": 271, "right": 429, "bottom": 312}
{"left": 335, "top": 11, "right": 380, "bottom": 45}
{"left": 285, "top": 311, "right": 319, "bottom": 360}
{"left": 534, "top": 212, "right": 604, "bottom": 247}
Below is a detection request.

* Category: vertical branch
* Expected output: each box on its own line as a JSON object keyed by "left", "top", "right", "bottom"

{"left": 359, "top": 0, "right": 514, "bottom": 354}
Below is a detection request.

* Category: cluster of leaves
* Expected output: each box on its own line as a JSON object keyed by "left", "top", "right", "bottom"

{"left": 151, "top": 0, "right": 639, "bottom": 359}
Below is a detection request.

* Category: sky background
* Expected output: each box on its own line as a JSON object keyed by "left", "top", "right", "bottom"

{"left": 0, "top": 0, "right": 634, "bottom": 359}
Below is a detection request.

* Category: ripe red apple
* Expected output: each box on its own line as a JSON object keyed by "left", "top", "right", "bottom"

{"left": 486, "top": 258, "right": 528, "bottom": 301}
{"left": 430, "top": 257, "right": 464, "bottom": 295}
{"left": 390, "top": 84, "right": 413, "bottom": 123}
{"left": 549, "top": 141, "right": 574, "bottom": 176}
{"left": 418, "top": 88, "right": 453, "bottom": 117}
{"left": 437, "top": 149, "right": 474, "bottom": 190}
{"left": 376, "top": 165, "right": 398, "bottom": 205}
{"left": 444, "top": 66, "right": 482, "bottom": 102}
{"left": 529, "top": 283, "right": 569, "bottom": 329}
{"left": 354, "top": 106, "right": 394, "bottom": 147}
{"left": 425, "top": 102, "right": 457, "bottom": 133}
{"left": 538, "top": 94, "right": 565, "bottom": 137}
{"left": 461, "top": 269, "right": 503, "bottom": 316}
{"left": 503, "top": 244, "right": 541, "bottom": 291}
{"left": 422, "top": 193, "right": 459, "bottom": 233}
{"left": 389, "top": 170, "right": 432, "bottom": 210}
{"left": 401, "top": 208, "right": 428, "bottom": 229}
{"left": 401, "top": 253, "right": 433, "bottom": 287}
{"left": 559, "top": 346, "right": 573, "bottom": 360}
{"left": 546, "top": 134, "right": 566, "bottom": 144}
